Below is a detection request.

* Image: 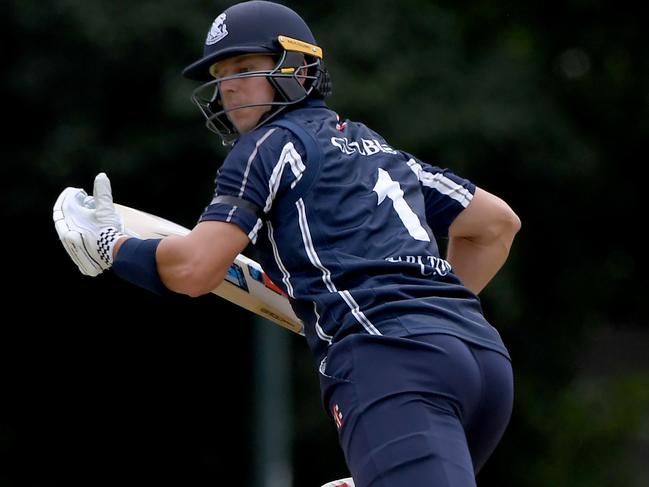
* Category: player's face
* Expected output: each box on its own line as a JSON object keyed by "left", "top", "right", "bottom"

{"left": 212, "top": 54, "right": 277, "bottom": 134}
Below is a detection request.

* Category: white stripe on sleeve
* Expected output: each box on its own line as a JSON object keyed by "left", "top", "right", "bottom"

{"left": 406, "top": 159, "right": 473, "bottom": 207}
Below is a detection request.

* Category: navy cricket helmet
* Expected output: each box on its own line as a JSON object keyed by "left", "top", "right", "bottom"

{"left": 183, "top": 1, "right": 332, "bottom": 144}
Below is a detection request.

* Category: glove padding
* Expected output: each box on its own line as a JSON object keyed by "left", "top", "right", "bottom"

{"left": 53, "top": 172, "right": 128, "bottom": 276}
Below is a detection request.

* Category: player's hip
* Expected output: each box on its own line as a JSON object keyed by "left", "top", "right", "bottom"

{"left": 318, "top": 332, "right": 512, "bottom": 426}
{"left": 318, "top": 333, "right": 513, "bottom": 484}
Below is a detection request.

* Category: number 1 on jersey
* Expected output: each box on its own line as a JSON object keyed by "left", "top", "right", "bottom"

{"left": 373, "top": 168, "right": 430, "bottom": 242}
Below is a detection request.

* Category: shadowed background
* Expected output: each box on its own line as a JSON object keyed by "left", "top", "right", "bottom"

{"left": 1, "top": 1, "right": 647, "bottom": 486}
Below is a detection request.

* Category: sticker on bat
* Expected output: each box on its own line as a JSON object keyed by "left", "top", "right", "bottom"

{"left": 247, "top": 265, "right": 287, "bottom": 297}
{"left": 248, "top": 265, "right": 263, "bottom": 284}
{"left": 225, "top": 263, "right": 248, "bottom": 292}
{"left": 263, "top": 273, "right": 288, "bottom": 298}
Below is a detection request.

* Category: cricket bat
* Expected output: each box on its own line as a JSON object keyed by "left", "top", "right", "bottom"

{"left": 114, "top": 203, "right": 303, "bottom": 335}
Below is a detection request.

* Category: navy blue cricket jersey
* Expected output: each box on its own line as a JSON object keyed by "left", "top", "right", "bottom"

{"left": 200, "top": 98, "right": 509, "bottom": 364}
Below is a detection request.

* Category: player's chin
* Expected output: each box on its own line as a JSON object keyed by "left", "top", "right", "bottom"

{"left": 230, "top": 107, "right": 271, "bottom": 134}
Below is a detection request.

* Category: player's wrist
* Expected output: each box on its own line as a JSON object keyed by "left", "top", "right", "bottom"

{"left": 112, "top": 234, "right": 131, "bottom": 260}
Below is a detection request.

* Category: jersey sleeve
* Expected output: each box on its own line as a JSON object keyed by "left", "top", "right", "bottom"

{"left": 199, "top": 127, "right": 307, "bottom": 243}
{"left": 402, "top": 152, "right": 476, "bottom": 238}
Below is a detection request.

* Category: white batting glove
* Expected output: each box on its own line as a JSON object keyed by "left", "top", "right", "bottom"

{"left": 53, "top": 172, "right": 128, "bottom": 276}
{"left": 320, "top": 478, "right": 355, "bottom": 487}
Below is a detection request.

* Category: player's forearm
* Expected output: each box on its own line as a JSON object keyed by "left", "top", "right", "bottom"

{"left": 446, "top": 234, "right": 514, "bottom": 295}
{"left": 156, "top": 235, "right": 226, "bottom": 297}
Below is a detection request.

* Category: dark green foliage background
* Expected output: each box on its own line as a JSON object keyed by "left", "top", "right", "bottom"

{"left": 2, "top": 1, "right": 647, "bottom": 486}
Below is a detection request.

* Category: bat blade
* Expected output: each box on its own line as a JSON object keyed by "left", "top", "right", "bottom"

{"left": 114, "top": 203, "right": 303, "bottom": 334}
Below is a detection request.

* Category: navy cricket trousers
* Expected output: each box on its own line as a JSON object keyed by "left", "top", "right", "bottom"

{"left": 318, "top": 333, "right": 513, "bottom": 487}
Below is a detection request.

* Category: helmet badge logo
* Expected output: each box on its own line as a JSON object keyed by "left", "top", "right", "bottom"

{"left": 206, "top": 13, "right": 228, "bottom": 45}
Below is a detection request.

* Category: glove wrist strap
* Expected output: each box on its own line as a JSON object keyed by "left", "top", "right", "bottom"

{"left": 97, "top": 227, "right": 128, "bottom": 266}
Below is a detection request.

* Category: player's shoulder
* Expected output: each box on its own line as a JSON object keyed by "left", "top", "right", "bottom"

{"left": 223, "top": 124, "right": 294, "bottom": 164}
{"left": 221, "top": 125, "right": 313, "bottom": 181}
{"left": 235, "top": 124, "right": 290, "bottom": 151}
{"left": 225, "top": 101, "right": 336, "bottom": 164}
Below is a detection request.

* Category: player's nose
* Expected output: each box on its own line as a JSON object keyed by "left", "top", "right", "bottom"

{"left": 219, "top": 77, "right": 239, "bottom": 92}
